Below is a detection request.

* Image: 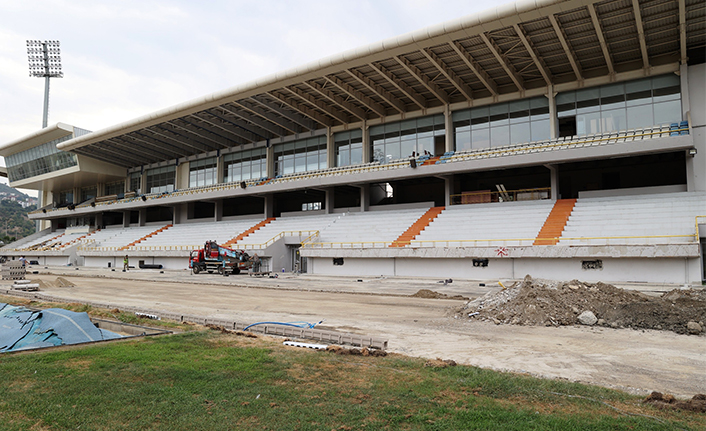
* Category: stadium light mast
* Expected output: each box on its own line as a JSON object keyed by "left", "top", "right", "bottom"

{"left": 27, "top": 40, "right": 63, "bottom": 128}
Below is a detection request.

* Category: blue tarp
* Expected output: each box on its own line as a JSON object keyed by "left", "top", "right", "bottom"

{"left": 0, "top": 303, "right": 122, "bottom": 352}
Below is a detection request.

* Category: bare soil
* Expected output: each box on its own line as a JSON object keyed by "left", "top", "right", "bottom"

{"left": 463, "top": 275, "right": 706, "bottom": 335}
{"left": 3, "top": 269, "right": 706, "bottom": 398}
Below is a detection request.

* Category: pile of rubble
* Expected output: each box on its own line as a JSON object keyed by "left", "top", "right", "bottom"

{"left": 462, "top": 275, "right": 705, "bottom": 335}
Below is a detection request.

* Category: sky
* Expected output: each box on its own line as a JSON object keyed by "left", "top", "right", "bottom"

{"left": 0, "top": 0, "right": 505, "bottom": 196}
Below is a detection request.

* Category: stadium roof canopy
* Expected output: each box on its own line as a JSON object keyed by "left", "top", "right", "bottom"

{"left": 57, "top": 0, "right": 705, "bottom": 168}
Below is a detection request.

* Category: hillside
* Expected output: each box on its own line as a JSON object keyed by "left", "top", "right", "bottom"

{"left": 0, "top": 195, "right": 37, "bottom": 244}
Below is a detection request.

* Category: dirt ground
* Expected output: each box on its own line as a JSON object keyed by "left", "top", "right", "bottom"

{"left": 3, "top": 267, "right": 705, "bottom": 398}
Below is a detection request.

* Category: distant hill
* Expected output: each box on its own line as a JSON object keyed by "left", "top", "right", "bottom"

{"left": 0, "top": 184, "right": 37, "bottom": 244}
{"left": 0, "top": 182, "right": 29, "bottom": 198}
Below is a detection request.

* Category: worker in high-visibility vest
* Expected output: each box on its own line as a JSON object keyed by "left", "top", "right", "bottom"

{"left": 123, "top": 255, "right": 129, "bottom": 272}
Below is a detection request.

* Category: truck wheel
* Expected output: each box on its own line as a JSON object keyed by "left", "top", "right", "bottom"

{"left": 232, "top": 268, "right": 240, "bottom": 275}
{"left": 192, "top": 265, "right": 201, "bottom": 274}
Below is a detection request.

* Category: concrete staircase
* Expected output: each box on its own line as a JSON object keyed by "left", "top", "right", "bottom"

{"left": 533, "top": 199, "right": 576, "bottom": 245}
{"left": 390, "top": 207, "right": 445, "bottom": 247}
{"left": 224, "top": 218, "right": 275, "bottom": 247}
{"left": 120, "top": 225, "right": 172, "bottom": 250}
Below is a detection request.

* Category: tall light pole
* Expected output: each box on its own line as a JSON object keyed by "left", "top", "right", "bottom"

{"left": 27, "top": 40, "right": 63, "bottom": 128}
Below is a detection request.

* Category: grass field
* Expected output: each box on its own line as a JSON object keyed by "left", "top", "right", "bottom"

{"left": 0, "top": 322, "right": 702, "bottom": 431}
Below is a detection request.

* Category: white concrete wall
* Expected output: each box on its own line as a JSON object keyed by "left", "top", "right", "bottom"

{"left": 84, "top": 255, "right": 188, "bottom": 270}
{"left": 308, "top": 256, "right": 702, "bottom": 284}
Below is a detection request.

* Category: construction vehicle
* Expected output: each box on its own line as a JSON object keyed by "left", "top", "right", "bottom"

{"left": 189, "top": 241, "right": 252, "bottom": 275}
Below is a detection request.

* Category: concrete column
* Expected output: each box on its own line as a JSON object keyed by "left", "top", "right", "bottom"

{"left": 326, "top": 128, "right": 335, "bottom": 168}
{"left": 215, "top": 200, "right": 223, "bottom": 222}
{"left": 73, "top": 187, "right": 80, "bottom": 204}
{"left": 51, "top": 219, "right": 60, "bottom": 232}
{"left": 444, "top": 104, "right": 454, "bottom": 152}
{"left": 547, "top": 85, "right": 558, "bottom": 140}
{"left": 359, "top": 184, "right": 370, "bottom": 212}
{"left": 266, "top": 145, "right": 275, "bottom": 178}
{"left": 680, "top": 64, "right": 690, "bottom": 120}
{"left": 361, "top": 121, "right": 371, "bottom": 163}
{"left": 263, "top": 194, "right": 274, "bottom": 218}
{"left": 97, "top": 183, "right": 105, "bottom": 197}
{"left": 546, "top": 164, "right": 559, "bottom": 200}
{"left": 444, "top": 175, "right": 454, "bottom": 207}
{"left": 138, "top": 208, "right": 146, "bottom": 227}
{"left": 217, "top": 154, "right": 224, "bottom": 184}
{"left": 95, "top": 213, "right": 103, "bottom": 229}
{"left": 324, "top": 188, "right": 334, "bottom": 214}
{"left": 123, "top": 211, "right": 130, "bottom": 227}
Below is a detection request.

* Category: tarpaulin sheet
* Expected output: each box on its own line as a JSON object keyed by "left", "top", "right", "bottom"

{"left": 0, "top": 303, "right": 122, "bottom": 352}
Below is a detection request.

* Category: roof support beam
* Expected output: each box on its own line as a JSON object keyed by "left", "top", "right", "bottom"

{"left": 304, "top": 80, "right": 368, "bottom": 121}
{"left": 345, "top": 69, "right": 406, "bottom": 114}
{"left": 200, "top": 109, "right": 263, "bottom": 143}
{"left": 395, "top": 55, "right": 449, "bottom": 104}
{"left": 251, "top": 95, "right": 319, "bottom": 131}
{"left": 284, "top": 85, "right": 351, "bottom": 124}
{"left": 187, "top": 112, "right": 251, "bottom": 145}
{"left": 479, "top": 33, "right": 525, "bottom": 92}
{"left": 157, "top": 123, "right": 223, "bottom": 152}
{"left": 369, "top": 63, "right": 427, "bottom": 110}
{"left": 219, "top": 103, "right": 286, "bottom": 137}
{"left": 512, "top": 24, "right": 553, "bottom": 85}
{"left": 211, "top": 105, "right": 272, "bottom": 140}
{"left": 131, "top": 129, "right": 190, "bottom": 159}
{"left": 547, "top": 15, "right": 583, "bottom": 81}
{"left": 120, "top": 132, "right": 187, "bottom": 159}
{"left": 678, "top": 0, "right": 687, "bottom": 64}
{"left": 449, "top": 41, "right": 498, "bottom": 96}
{"left": 112, "top": 136, "right": 178, "bottom": 161}
{"left": 109, "top": 135, "right": 179, "bottom": 162}
{"left": 166, "top": 119, "right": 236, "bottom": 149}
{"left": 631, "top": 0, "right": 650, "bottom": 69}
{"left": 78, "top": 143, "right": 142, "bottom": 167}
{"left": 267, "top": 91, "right": 333, "bottom": 128}
{"left": 233, "top": 99, "right": 301, "bottom": 135}
{"left": 324, "top": 75, "right": 386, "bottom": 117}
{"left": 587, "top": 4, "right": 614, "bottom": 75}
{"left": 142, "top": 126, "right": 210, "bottom": 154}
{"left": 421, "top": 49, "right": 473, "bottom": 100}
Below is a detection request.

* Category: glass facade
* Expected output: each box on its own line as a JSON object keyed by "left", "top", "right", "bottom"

{"left": 371, "top": 114, "right": 444, "bottom": 163}
{"left": 128, "top": 172, "right": 141, "bottom": 194}
{"left": 6, "top": 136, "right": 77, "bottom": 182}
{"left": 189, "top": 157, "right": 217, "bottom": 188}
{"left": 105, "top": 181, "right": 124, "bottom": 196}
{"left": 145, "top": 166, "right": 176, "bottom": 194}
{"left": 58, "top": 190, "right": 73, "bottom": 206}
{"left": 453, "top": 97, "right": 550, "bottom": 151}
{"left": 224, "top": 148, "right": 267, "bottom": 183}
{"left": 274, "top": 136, "right": 327, "bottom": 176}
{"left": 557, "top": 74, "right": 681, "bottom": 135}
{"left": 80, "top": 186, "right": 96, "bottom": 202}
{"left": 334, "top": 129, "right": 363, "bottom": 167}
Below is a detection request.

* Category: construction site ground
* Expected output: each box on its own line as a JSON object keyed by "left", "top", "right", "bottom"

{"left": 3, "top": 266, "right": 705, "bottom": 399}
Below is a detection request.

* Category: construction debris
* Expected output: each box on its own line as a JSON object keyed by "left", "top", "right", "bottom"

{"left": 461, "top": 275, "right": 706, "bottom": 335}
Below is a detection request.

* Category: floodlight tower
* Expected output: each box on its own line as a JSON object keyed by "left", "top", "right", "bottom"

{"left": 27, "top": 40, "right": 63, "bottom": 128}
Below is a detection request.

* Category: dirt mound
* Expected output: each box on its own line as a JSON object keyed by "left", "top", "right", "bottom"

{"left": 411, "top": 289, "right": 468, "bottom": 300}
{"left": 644, "top": 392, "right": 706, "bottom": 413}
{"left": 462, "top": 275, "right": 706, "bottom": 335}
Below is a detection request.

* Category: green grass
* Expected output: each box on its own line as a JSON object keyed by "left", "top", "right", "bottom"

{"left": 0, "top": 331, "right": 702, "bottom": 431}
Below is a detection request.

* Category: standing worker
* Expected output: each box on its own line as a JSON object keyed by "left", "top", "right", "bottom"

{"left": 123, "top": 255, "right": 129, "bottom": 272}
{"left": 251, "top": 253, "right": 260, "bottom": 273}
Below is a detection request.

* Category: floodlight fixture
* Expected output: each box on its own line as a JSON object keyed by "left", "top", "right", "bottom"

{"left": 26, "top": 39, "right": 63, "bottom": 128}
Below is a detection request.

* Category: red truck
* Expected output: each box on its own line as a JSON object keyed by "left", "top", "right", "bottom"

{"left": 189, "top": 241, "right": 252, "bottom": 275}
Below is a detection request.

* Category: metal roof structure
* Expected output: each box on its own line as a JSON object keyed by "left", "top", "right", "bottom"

{"left": 57, "top": 0, "right": 705, "bottom": 168}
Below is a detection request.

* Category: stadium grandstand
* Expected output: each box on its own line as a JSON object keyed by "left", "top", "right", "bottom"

{"left": 0, "top": 0, "right": 704, "bottom": 284}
